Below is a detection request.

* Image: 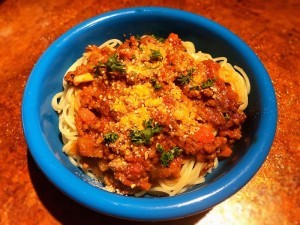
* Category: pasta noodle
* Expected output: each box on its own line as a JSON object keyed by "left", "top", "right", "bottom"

{"left": 52, "top": 34, "right": 250, "bottom": 196}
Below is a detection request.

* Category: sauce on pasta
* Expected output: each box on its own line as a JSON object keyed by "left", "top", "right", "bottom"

{"left": 52, "top": 33, "right": 250, "bottom": 196}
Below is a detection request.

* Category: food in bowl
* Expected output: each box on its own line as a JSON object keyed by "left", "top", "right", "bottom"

{"left": 22, "top": 7, "right": 277, "bottom": 220}
{"left": 51, "top": 33, "right": 250, "bottom": 196}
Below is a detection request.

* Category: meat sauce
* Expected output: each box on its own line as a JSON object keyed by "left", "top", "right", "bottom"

{"left": 65, "top": 33, "right": 246, "bottom": 195}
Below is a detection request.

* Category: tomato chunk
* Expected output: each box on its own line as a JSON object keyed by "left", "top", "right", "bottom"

{"left": 192, "top": 125, "right": 215, "bottom": 144}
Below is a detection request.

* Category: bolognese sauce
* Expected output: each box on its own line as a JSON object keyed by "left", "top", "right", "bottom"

{"left": 53, "top": 33, "right": 249, "bottom": 195}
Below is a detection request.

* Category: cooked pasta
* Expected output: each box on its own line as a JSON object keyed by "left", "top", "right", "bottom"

{"left": 52, "top": 33, "right": 250, "bottom": 196}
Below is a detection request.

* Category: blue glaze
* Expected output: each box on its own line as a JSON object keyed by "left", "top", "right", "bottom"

{"left": 22, "top": 7, "right": 277, "bottom": 220}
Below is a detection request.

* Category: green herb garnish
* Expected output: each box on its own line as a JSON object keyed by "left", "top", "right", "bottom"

{"left": 104, "top": 132, "right": 119, "bottom": 143}
{"left": 150, "top": 78, "right": 162, "bottom": 90}
{"left": 156, "top": 143, "right": 164, "bottom": 153}
{"left": 176, "top": 74, "right": 191, "bottom": 85}
{"left": 201, "top": 78, "right": 215, "bottom": 89}
{"left": 175, "top": 68, "right": 195, "bottom": 85}
{"left": 158, "top": 146, "right": 183, "bottom": 167}
{"left": 189, "top": 85, "right": 200, "bottom": 91}
{"left": 149, "top": 49, "right": 163, "bottom": 62}
{"left": 151, "top": 34, "right": 165, "bottom": 43}
{"left": 129, "top": 119, "right": 162, "bottom": 145}
{"left": 105, "top": 54, "right": 126, "bottom": 73}
{"left": 189, "top": 78, "right": 215, "bottom": 90}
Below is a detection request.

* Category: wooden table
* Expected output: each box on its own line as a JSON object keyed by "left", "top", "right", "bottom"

{"left": 0, "top": 0, "right": 299, "bottom": 224}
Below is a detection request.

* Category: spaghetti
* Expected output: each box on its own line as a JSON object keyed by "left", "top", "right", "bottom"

{"left": 52, "top": 33, "right": 250, "bottom": 196}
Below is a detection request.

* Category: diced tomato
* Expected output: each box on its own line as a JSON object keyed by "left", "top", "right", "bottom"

{"left": 192, "top": 126, "right": 215, "bottom": 144}
{"left": 166, "top": 33, "right": 184, "bottom": 49}
{"left": 77, "top": 136, "right": 103, "bottom": 157}
{"left": 78, "top": 108, "right": 96, "bottom": 123}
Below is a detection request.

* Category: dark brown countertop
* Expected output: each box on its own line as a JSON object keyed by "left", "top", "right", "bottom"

{"left": 0, "top": 0, "right": 299, "bottom": 224}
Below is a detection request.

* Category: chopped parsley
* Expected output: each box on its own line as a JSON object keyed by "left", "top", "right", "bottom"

{"left": 149, "top": 49, "right": 163, "bottom": 62}
{"left": 129, "top": 119, "right": 162, "bottom": 145}
{"left": 150, "top": 78, "right": 162, "bottom": 90}
{"left": 175, "top": 68, "right": 195, "bottom": 85}
{"left": 156, "top": 143, "right": 164, "bottom": 153}
{"left": 189, "top": 85, "right": 200, "bottom": 91}
{"left": 201, "top": 78, "right": 215, "bottom": 89}
{"left": 189, "top": 78, "right": 215, "bottom": 90}
{"left": 156, "top": 145, "right": 183, "bottom": 167}
{"left": 151, "top": 34, "right": 165, "bottom": 43}
{"left": 103, "top": 132, "right": 119, "bottom": 143}
{"left": 105, "top": 54, "right": 126, "bottom": 73}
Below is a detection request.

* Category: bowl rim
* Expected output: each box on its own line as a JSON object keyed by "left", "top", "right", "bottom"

{"left": 22, "top": 6, "right": 277, "bottom": 220}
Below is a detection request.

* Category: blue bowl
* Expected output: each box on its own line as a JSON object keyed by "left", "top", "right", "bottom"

{"left": 22, "top": 7, "right": 277, "bottom": 220}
